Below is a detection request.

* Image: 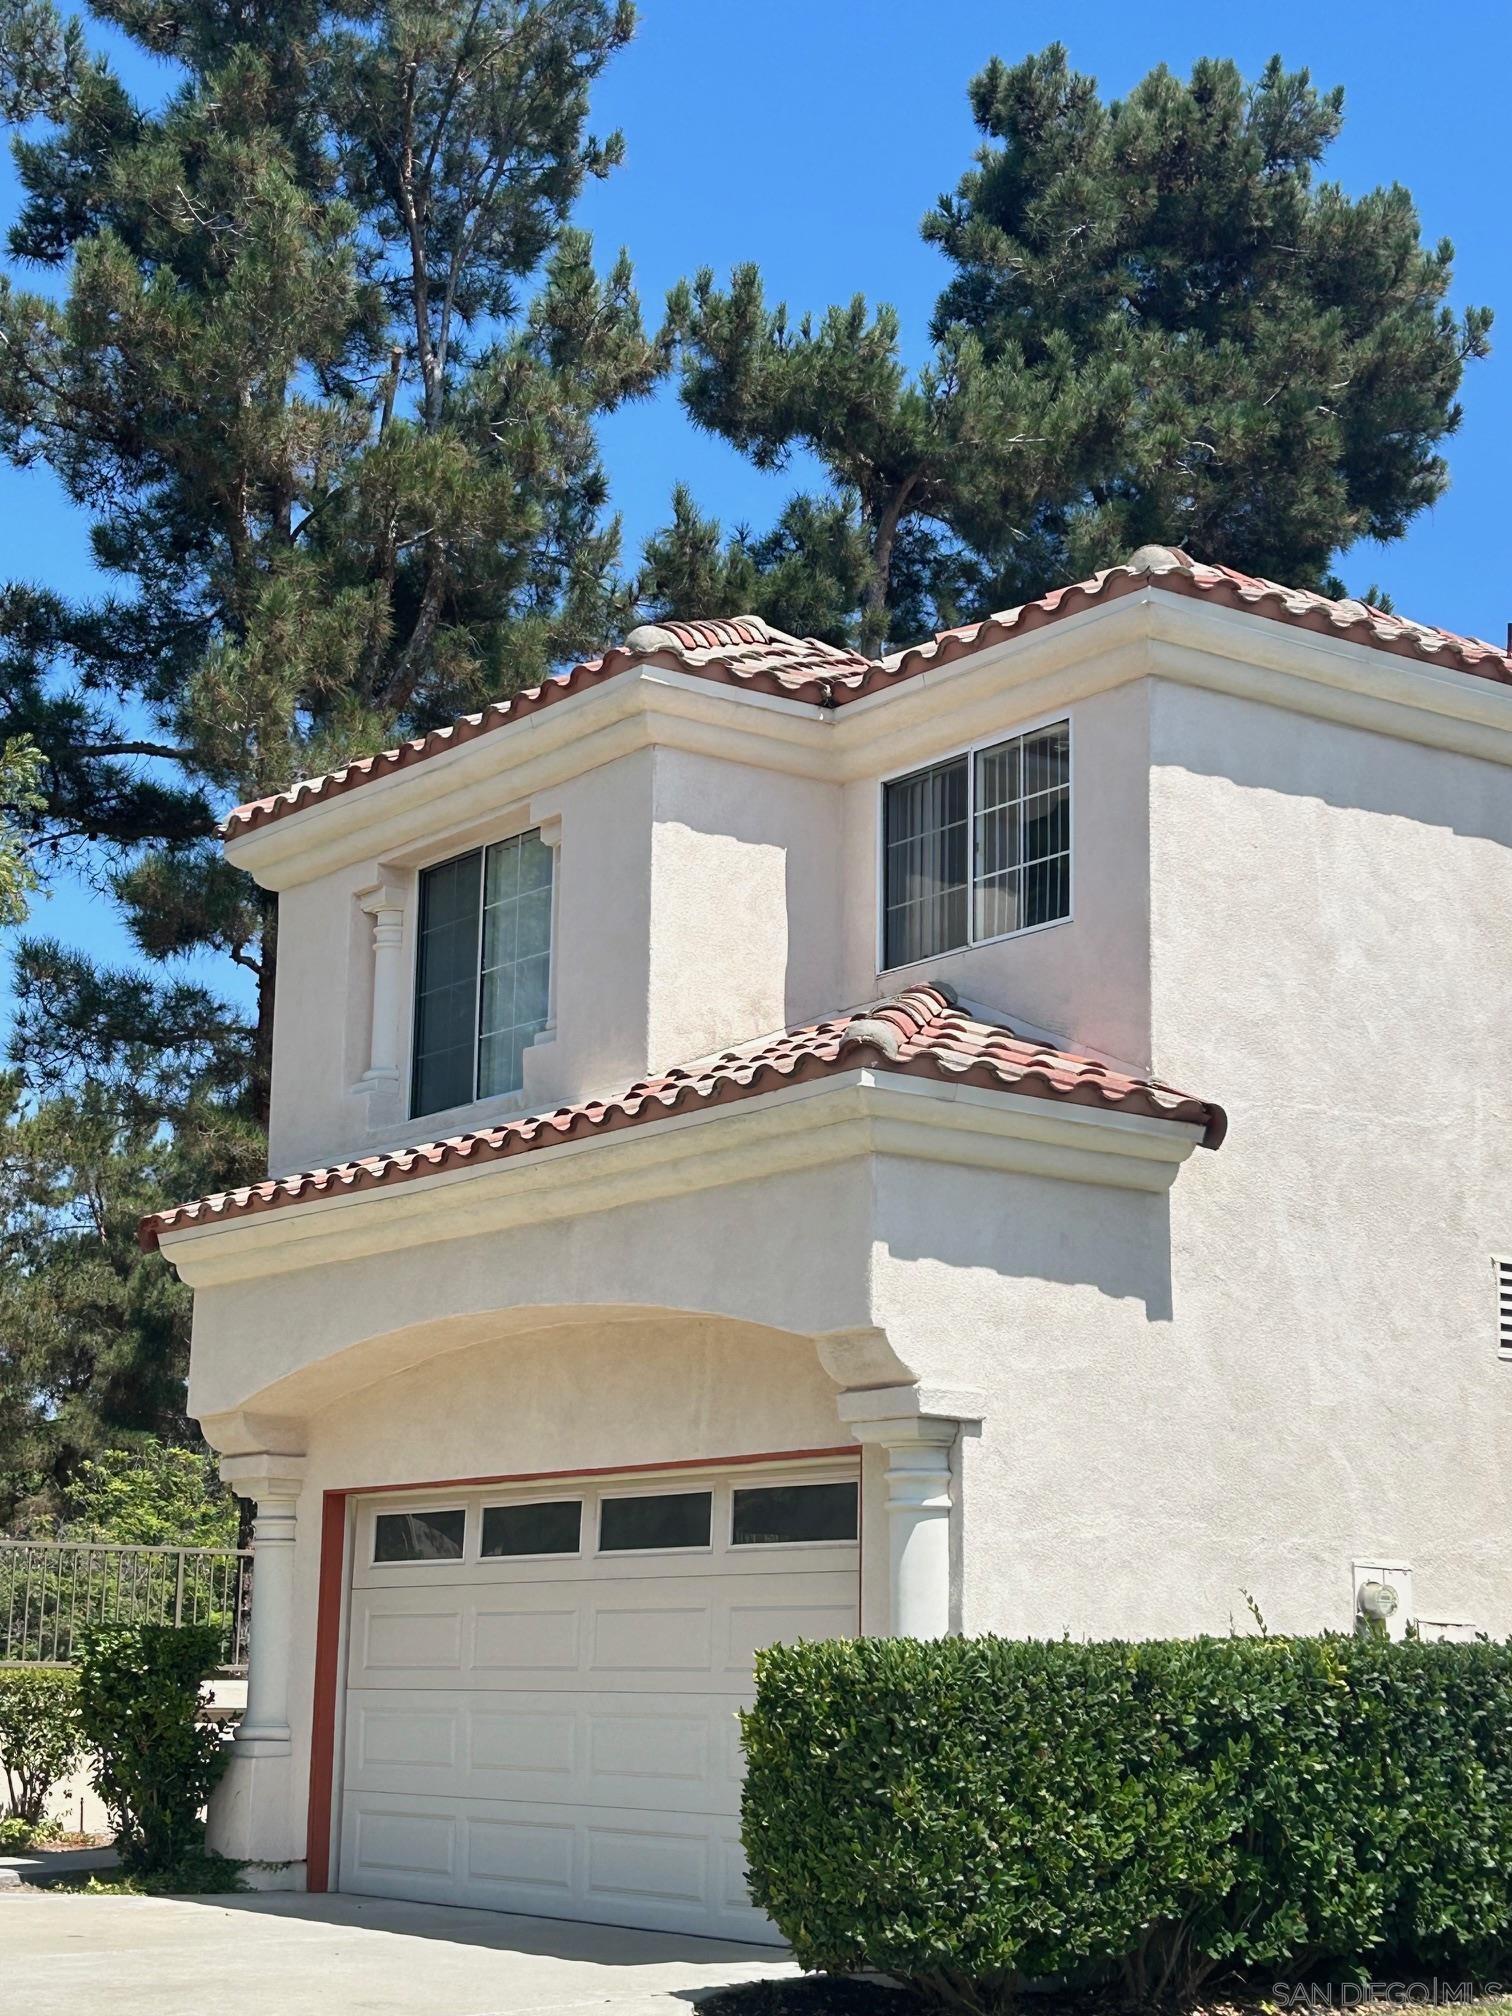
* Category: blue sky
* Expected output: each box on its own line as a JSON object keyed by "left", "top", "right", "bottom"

{"left": 3, "top": 0, "right": 1509, "bottom": 1008}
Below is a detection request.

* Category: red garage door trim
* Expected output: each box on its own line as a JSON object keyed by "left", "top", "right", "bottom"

{"left": 304, "top": 1444, "right": 860, "bottom": 1891}
{"left": 306, "top": 1490, "right": 349, "bottom": 1893}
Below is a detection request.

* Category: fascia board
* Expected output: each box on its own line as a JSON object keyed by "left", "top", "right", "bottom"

{"left": 828, "top": 591, "right": 1512, "bottom": 776}
{"left": 1143, "top": 598, "right": 1512, "bottom": 761}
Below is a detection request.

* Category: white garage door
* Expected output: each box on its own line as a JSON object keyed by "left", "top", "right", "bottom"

{"left": 337, "top": 1461, "right": 859, "bottom": 1941}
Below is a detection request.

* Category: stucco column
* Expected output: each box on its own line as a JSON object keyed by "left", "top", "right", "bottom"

{"left": 222, "top": 1453, "right": 306, "bottom": 1753}
{"left": 208, "top": 1451, "right": 308, "bottom": 1885}
{"left": 357, "top": 880, "right": 407, "bottom": 1088}
{"left": 838, "top": 1384, "right": 983, "bottom": 1639}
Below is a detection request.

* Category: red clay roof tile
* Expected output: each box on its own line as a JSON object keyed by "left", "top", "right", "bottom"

{"left": 223, "top": 548, "right": 1512, "bottom": 841}
{"left": 621, "top": 612, "right": 869, "bottom": 681}
{"left": 849, "top": 546, "right": 1512, "bottom": 702}
{"left": 137, "top": 983, "right": 1224, "bottom": 1251}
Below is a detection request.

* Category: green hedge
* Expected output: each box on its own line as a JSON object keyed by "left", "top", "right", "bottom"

{"left": 740, "top": 1634, "right": 1512, "bottom": 2009}
{"left": 0, "top": 1667, "right": 82, "bottom": 1827}
{"left": 78, "top": 1624, "right": 229, "bottom": 1873}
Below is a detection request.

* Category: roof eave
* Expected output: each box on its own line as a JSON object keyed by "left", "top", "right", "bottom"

{"left": 224, "top": 659, "right": 835, "bottom": 890}
{"left": 221, "top": 572, "right": 1512, "bottom": 882}
{"left": 215, "top": 548, "right": 1512, "bottom": 861}
{"left": 141, "top": 1057, "right": 1218, "bottom": 1280}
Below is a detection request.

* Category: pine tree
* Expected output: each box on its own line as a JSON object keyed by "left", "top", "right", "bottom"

{"left": 0, "top": 1070, "right": 259, "bottom": 1526}
{"left": 0, "top": 0, "right": 666, "bottom": 1124}
{"left": 637, "top": 484, "right": 870, "bottom": 646}
{"left": 0, "top": 734, "right": 42, "bottom": 920}
{"left": 645, "top": 46, "right": 1489, "bottom": 650}
{"left": 0, "top": 0, "right": 663, "bottom": 1506}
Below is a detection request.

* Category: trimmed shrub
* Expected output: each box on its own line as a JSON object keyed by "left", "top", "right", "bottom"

{"left": 740, "top": 1634, "right": 1512, "bottom": 2010}
{"left": 0, "top": 1666, "right": 82, "bottom": 1827}
{"left": 0, "top": 1813, "right": 63, "bottom": 1852}
{"left": 78, "top": 1623, "right": 228, "bottom": 1873}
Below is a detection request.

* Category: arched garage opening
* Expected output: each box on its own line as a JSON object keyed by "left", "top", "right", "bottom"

{"left": 210, "top": 1304, "right": 865, "bottom": 1944}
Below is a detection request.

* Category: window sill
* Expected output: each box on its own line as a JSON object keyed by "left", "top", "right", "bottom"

{"left": 367, "top": 1030, "right": 558, "bottom": 1149}
{"left": 877, "top": 910, "right": 1072, "bottom": 981}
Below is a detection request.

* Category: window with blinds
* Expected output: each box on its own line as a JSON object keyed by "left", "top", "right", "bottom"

{"left": 411, "top": 828, "right": 553, "bottom": 1117}
{"left": 882, "top": 757, "right": 969, "bottom": 968}
{"left": 882, "top": 720, "right": 1070, "bottom": 969}
{"left": 1497, "top": 1257, "right": 1512, "bottom": 1360}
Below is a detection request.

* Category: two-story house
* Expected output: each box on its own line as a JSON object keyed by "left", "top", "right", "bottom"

{"left": 141, "top": 544, "right": 1512, "bottom": 1941}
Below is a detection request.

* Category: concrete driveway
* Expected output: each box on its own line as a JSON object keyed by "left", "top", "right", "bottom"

{"left": 0, "top": 1890, "right": 801, "bottom": 2016}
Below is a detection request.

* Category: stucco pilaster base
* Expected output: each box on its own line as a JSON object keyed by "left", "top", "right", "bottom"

{"left": 206, "top": 1750, "right": 306, "bottom": 1888}
{"left": 205, "top": 1440, "right": 309, "bottom": 1889}
{"left": 837, "top": 1381, "right": 984, "bottom": 1639}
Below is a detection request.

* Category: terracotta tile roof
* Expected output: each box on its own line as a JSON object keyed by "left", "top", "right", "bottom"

{"left": 138, "top": 983, "right": 1224, "bottom": 1251}
{"left": 225, "top": 617, "right": 867, "bottom": 837}
{"left": 224, "top": 547, "right": 1512, "bottom": 839}
{"left": 621, "top": 614, "right": 870, "bottom": 685}
{"left": 849, "top": 545, "right": 1512, "bottom": 702}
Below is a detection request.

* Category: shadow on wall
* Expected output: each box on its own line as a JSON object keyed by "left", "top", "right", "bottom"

{"left": 1154, "top": 680, "right": 1512, "bottom": 848}
{"left": 649, "top": 744, "right": 846, "bottom": 1033}
{"left": 878, "top": 1161, "right": 1177, "bottom": 1326}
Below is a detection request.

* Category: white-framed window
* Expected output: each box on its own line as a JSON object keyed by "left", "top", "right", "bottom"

{"left": 731, "top": 1479, "right": 859, "bottom": 1547}
{"left": 372, "top": 1506, "right": 466, "bottom": 1564}
{"left": 596, "top": 1488, "right": 713, "bottom": 1554}
{"left": 881, "top": 718, "right": 1070, "bottom": 970}
{"left": 1496, "top": 1256, "right": 1512, "bottom": 1360}
{"left": 411, "top": 827, "right": 553, "bottom": 1117}
{"left": 480, "top": 1498, "right": 583, "bottom": 1559}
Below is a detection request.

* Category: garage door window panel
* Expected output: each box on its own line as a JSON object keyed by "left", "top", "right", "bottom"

{"left": 480, "top": 1499, "right": 583, "bottom": 1559}
{"left": 731, "top": 1481, "right": 859, "bottom": 1547}
{"left": 373, "top": 1508, "right": 467, "bottom": 1564}
{"left": 598, "top": 1491, "right": 713, "bottom": 1553}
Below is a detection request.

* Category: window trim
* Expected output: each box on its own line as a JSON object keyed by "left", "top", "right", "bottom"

{"left": 405, "top": 817, "right": 558, "bottom": 1124}
{"left": 875, "top": 709, "right": 1074, "bottom": 976}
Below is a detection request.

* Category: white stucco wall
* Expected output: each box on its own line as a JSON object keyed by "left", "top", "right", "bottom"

{"left": 185, "top": 1148, "right": 879, "bottom": 1427}
{"left": 831, "top": 680, "right": 1512, "bottom": 1647}
{"left": 267, "top": 865, "right": 378, "bottom": 1175}
{"left": 837, "top": 678, "right": 1154, "bottom": 1068}
{"left": 236, "top": 645, "right": 1512, "bottom": 1658}
{"left": 264, "top": 676, "right": 1156, "bottom": 1177}
{"left": 645, "top": 746, "right": 843, "bottom": 1070}
{"left": 266, "top": 748, "right": 664, "bottom": 1175}
{"left": 1145, "top": 678, "right": 1512, "bottom": 1640}
{"left": 265, "top": 739, "right": 850, "bottom": 1175}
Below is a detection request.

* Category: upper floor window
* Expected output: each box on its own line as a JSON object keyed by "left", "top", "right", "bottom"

{"left": 412, "top": 828, "right": 553, "bottom": 1117}
{"left": 882, "top": 720, "right": 1069, "bottom": 969}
